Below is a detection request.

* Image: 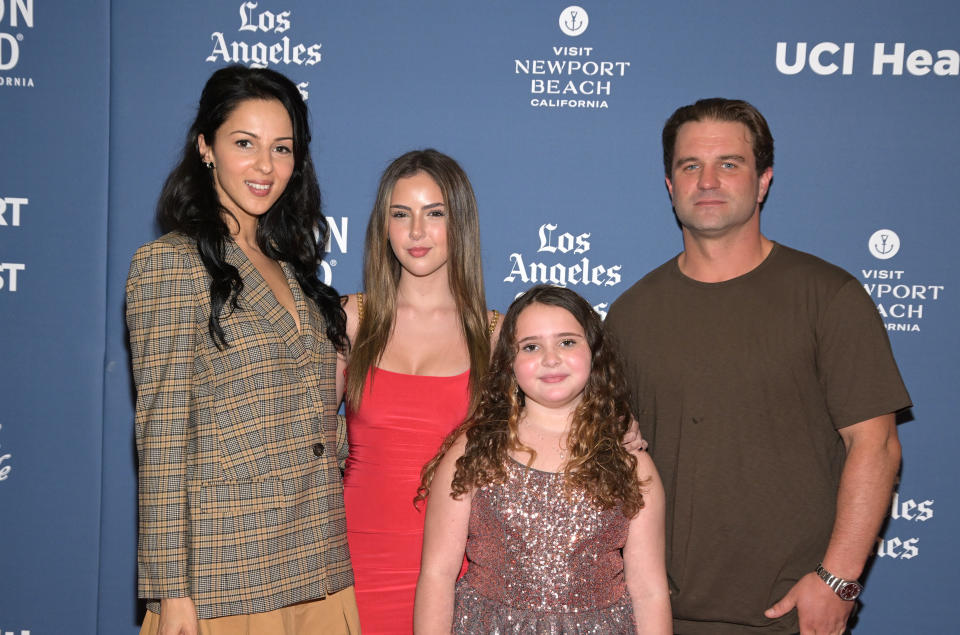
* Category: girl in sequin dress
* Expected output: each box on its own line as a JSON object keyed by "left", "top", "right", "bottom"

{"left": 415, "top": 285, "right": 671, "bottom": 634}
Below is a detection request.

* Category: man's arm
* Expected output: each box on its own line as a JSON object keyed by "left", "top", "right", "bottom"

{"left": 765, "top": 413, "right": 901, "bottom": 634}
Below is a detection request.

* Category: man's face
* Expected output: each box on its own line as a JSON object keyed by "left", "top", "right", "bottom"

{"left": 665, "top": 119, "right": 773, "bottom": 239}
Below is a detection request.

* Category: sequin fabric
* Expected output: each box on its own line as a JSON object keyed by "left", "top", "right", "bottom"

{"left": 452, "top": 458, "right": 636, "bottom": 633}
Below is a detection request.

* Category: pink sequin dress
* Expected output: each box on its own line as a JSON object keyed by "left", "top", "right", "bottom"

{"left": 453, "top": 458, "right": 637, "bottom": 633}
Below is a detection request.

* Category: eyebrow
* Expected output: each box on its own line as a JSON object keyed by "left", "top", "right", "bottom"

{"left": 389, "top": 202, "right": 446, "bottom": 210}
{"left": 516, "top": 332, "right": 584, "bottom": 344}
{"left": 228, "top": 129, "right": 294, "bottom": 142}
{"left": 674, "top": 154, "right": 746, "bottom": 167}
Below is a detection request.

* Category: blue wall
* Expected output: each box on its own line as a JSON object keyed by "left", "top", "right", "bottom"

{"left": 1, "top": 2, "right": 956, "bottom": 632}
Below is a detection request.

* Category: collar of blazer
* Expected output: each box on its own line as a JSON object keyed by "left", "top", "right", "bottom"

{"left": 222, "top": 239, "right": 321, "bottom": 363}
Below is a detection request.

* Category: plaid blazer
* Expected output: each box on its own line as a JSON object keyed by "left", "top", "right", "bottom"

{"left": 126, "top": 232, "right": 353, "bottom": 620}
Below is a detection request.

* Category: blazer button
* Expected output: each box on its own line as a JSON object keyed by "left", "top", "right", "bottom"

{"left": 312, "top": 442, "right": 325, "bottom": 456}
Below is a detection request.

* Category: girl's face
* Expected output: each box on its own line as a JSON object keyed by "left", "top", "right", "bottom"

{"left": 512, "top": 302, "right": 591, "bottom": 414}
{"left": 387, "top": 171, "right": 449, "bottom": 279}
{"left": 197, "top": 98, "right": 295, "bottom": 228}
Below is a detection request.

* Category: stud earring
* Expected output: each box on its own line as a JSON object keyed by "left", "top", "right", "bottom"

{"left": 203, "top": 161, "right": 214, "bottom": 169}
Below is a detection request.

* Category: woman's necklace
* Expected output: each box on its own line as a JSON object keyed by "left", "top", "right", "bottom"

{"left": 521, "top": 417, "right": 569, "bottom": 465}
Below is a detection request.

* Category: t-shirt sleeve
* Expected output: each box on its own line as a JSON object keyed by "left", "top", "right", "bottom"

{"left": 817, "top": 278, "right": 912, "bottom": 429}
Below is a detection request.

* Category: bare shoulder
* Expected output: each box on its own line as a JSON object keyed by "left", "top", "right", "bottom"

{"left": 441, "top": 431, "right": 469, "bottom": 467}
{"left": 429, "top": 430, "right": 472, "bottom": 502}
{"left": 631, "top": 449, "right": 660, "bottom": 483}
{"left": 342, "top": 292, "right": 360, "bottom": 315}
{"left": 342, "top": 293, "right": 361, "bottom": 344}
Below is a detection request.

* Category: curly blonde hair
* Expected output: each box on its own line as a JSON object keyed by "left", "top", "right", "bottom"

{"left": 418, "top": 285, "right": 645, "bottom": 518}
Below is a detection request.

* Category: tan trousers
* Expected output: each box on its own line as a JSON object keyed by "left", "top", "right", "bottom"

{"left": 140, "top": 586, "right": 361, "bottom": 635}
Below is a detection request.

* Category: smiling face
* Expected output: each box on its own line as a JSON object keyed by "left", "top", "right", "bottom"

{"left": 666, "top": 118, "right": 773, "bottom": 240}
{"left": 197, "top": 98, "right": 295, "bottom": 230}
{"left": 387, "top": 171, "right": 450, "bottom": 279}
{"left": 512, "top": 302, "right": 591, "bottom": 415}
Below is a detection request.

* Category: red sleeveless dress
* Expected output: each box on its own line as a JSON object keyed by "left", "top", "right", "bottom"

{"left": 343, "top": 367, "right": 470, "bottom": 634}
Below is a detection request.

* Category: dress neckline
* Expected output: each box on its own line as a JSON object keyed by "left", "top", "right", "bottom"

{"left": 508, "top": 455, "right": 564, "bottom": 475}
{"left": 372, "top": 366, "right": 469, "bottom": 380}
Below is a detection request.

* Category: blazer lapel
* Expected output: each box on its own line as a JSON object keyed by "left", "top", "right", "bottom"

{"left": 281, "top": 261, "right": 319, "bottom": 360}
{"left": 224, "top": 241, "right": 308, "bottom": 362}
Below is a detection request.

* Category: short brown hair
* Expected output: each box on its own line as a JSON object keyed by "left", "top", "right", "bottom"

{"left": 662, "top": 98, "right": 774, "bottom": 176}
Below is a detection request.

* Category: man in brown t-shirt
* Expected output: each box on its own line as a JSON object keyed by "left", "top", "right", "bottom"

{"left": 606, "top": 98, "right": 911, "bottom": 634}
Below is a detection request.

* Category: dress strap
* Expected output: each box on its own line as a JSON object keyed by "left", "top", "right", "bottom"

{"left": 356, "top": 292, "right": 364, "bottom": 324}
{"left": 488, "top": 309, "right": 500, "bottom": 336}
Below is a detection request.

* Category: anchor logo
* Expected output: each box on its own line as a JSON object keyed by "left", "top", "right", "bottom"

{"left": 559, "top": 6, "right": 589, "bottom": 37}
{"left": 875, "top": 234, "right": 895, "bottom": 255}
{"left": 868, "top": 229, "right": 900, "bottom": 260}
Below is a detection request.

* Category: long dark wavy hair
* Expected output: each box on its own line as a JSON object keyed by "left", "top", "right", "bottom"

{"left": 346, "top": 149, "right": 490, "bottom": 410}
{"left": 418, "top": 285, "right": 644, "bottom": 518}
{"left": 156, "top": 64, "right": 346, "bottom": 351}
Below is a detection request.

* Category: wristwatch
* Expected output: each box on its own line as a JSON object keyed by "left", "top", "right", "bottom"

{"left": 815, "top": 562, "right": 863, "bottom": 601}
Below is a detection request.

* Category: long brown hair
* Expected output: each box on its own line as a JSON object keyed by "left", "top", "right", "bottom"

{"left": 157, "top": 65, "right": 346, "bottom": 352}
{"left": 418, "top": 285, "right": 644, "bottom": 518}
{"left": 346, "top": 149, "right": 490, "bottom": 410}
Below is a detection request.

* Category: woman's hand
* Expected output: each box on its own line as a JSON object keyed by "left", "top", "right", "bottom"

{"left": 157, "top": 597, "right": 199, "bottom": 635}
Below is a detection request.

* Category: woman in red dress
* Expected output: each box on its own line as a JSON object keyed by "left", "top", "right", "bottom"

{"left": 338, "top": 149, "right": 500, "bottom": 634}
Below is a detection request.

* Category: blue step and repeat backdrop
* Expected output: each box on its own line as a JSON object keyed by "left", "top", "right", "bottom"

{"left": 1, "top": 1, "right": 957, "bottom": 633}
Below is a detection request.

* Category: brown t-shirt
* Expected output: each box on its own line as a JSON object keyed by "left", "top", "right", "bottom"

{"left": 606, "top": 243, "right": 911, "bottom": 634}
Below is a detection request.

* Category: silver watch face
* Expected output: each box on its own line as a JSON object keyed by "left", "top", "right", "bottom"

{"left": 837, "top": 581, "right": 862, "bottom": 601}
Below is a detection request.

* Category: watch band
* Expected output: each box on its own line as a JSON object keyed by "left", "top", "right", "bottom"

{"left": 815, "top": 562, "right": 863, "bottom": 601}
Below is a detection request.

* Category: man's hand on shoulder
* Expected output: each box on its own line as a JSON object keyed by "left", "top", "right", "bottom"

{"left": 765, "top": 572, "right": 854, "bottom": 635}
{"left": 621, "top": 417, "right": 648, "bottom": 452}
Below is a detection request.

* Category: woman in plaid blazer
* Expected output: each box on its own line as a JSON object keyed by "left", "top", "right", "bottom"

{"left": 127, "top": 66, "right": 358, "bottom": 634}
